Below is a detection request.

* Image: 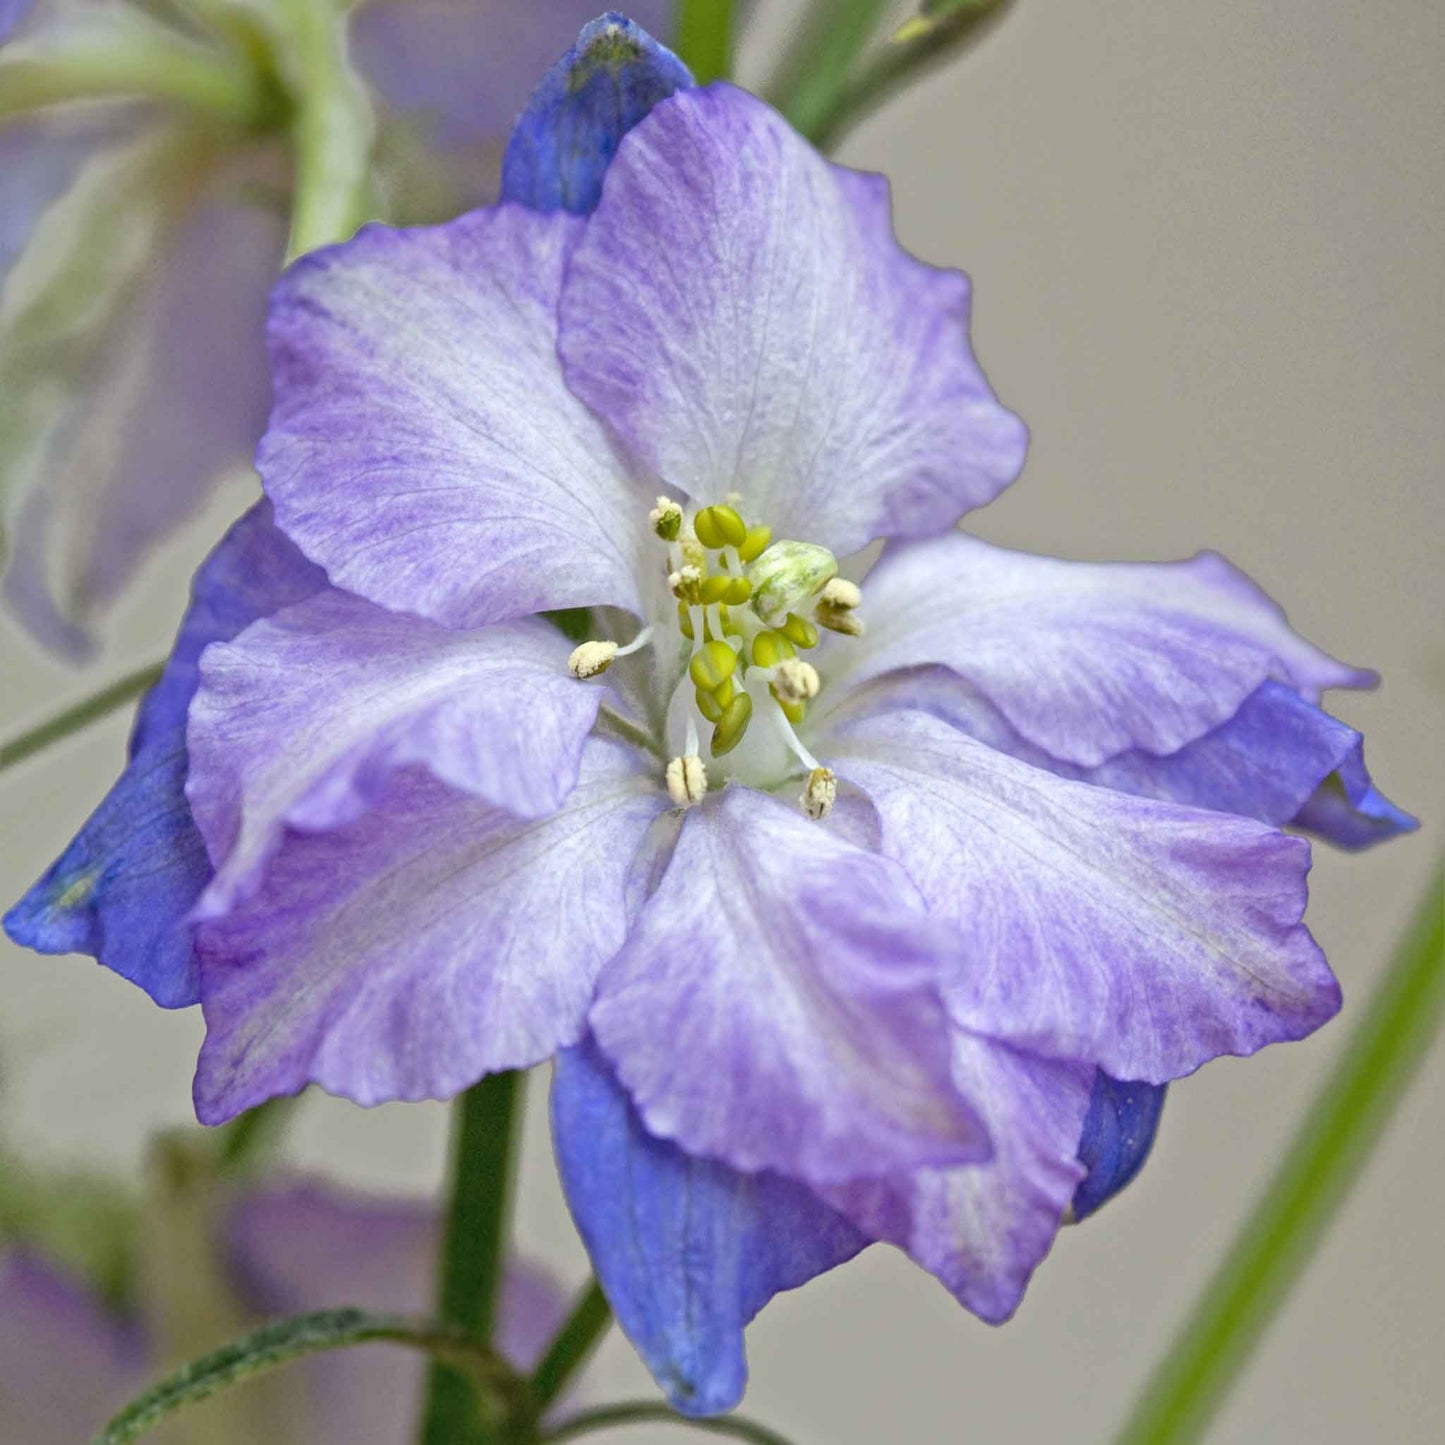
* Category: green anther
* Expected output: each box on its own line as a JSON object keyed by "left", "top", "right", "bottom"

{"left": 694, "top": 504, "right": 748, "bottom": 549}
{"left": 677, "top": 601, "right": 695, "bottom": 640}
{"left": 750, "top": 629, "right": 796, "bottom": 670}
{"left": 738, "top": 524, "right": 773, "bottom": 563}
{"left": 775, "top": 695, "right": 806, "bottom": 726}
{"left": 689, "top": 639, "right": 738, "bottom": 692}
{"left": 710, "top": 692, "right": 754, "bottom": 756}
{"left": 747, "top": 540, "right": 838, "bottom": 625}
{"left": 723, "top": 576, "right": 753, "bottom": 605}
{"left": 700, "top": 574, "right": 733, "bottom": 605}
{"left": 781, "top": 612, "right": 819, "bottom": 649}
{"left": 696, "top": 686, "right": 726, "bottom": 723}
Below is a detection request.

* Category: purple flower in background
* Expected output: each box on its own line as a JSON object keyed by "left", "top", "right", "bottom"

{"left": 0, "top": 1178, "right": 563, "bottom": 1443}
{"left": 5, "top": 14, "right": 1415, "bottom": 1418}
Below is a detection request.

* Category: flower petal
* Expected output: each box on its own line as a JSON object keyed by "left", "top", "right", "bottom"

{"left": 588, "top": 785, "right": 989, "bottom": 1186}
{"left": 828, "top": 1036, "right": 1093, "bottom": 1324}
{"left": 501, "top": 13, "right": 692, "bottom": 215}
{"left": 186, "top": 592, "right": 599, "bottom": 918}
{"left": 193, "top": 739, "right": 667, "bottom": 1120}
{"left": 1070, "top": 1074, "right": 1168, "bottom": 1223}
{"left": 0, "top": 1253, "right": 147, "bottom": 1445}
{"left": 827, "top": 671, "right": 1413, "bottom": 848}
{"left": 3, "top": 503, "right": 324, "bottom": 1006}
{"left": 261, "top": 204, "right": 648, "bottom": 628}
{"left": 844, "top": 534, "right": 1375, "bottom": 767}
{"left": 830, "top": 710, "right": 1341, "bottom": 1082}
{"left": 552, "top": 1038, "right": 866, "bottom": 1417}
{"left": 558, "top": 85, "right": 1024, "bottom": 554}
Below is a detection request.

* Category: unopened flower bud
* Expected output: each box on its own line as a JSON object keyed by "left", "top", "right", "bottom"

{"left": 567, "top": 640, "right": 617, "bottom": 679}
{"left": 802, "top": 767, "right": 837, "bottom": 821}
{"left": 666, "top": 754, "right": 708, "bottom": 808}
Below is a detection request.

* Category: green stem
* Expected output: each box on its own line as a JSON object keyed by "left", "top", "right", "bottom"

{"left": 0, "top": 47, "right": 272, "bottom": 127}
{"left": 674, "top": 0, "right": 736, "bottom": 85}
{"left": 277, "top": 0, "right": 373, "bottom": 258}
{"left": 530, "top": 1280, "right": 612, "bottom": 1412}
{"left": 767, "top": 0, "right": 891, "bottom": 141}
{"left": 808, "top": 0, "right": 1015, "bottom": 150}
{"left": 0, "top": 661, "right": 164, "bottom": 772}
{"left": 544, "top": 1402, "right": 797, "bottom": 1445}
{"left": 1115, "top": 863, "right": 1445, "bottom": 1445}
{"left": 215, "top": 1096, "right": 297, "bottom": 1173}
{"left": 419, "top": 1071, "right": 525, "bottom": 1445}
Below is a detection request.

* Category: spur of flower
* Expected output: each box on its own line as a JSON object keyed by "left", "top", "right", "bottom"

{"left": 6, "top": 14, "right": 1413, "bottom": 1418}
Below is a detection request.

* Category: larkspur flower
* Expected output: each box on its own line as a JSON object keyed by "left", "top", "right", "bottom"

{"left": 4, "top": 14, "right": 1415, "bottom": 1417}
{"left": 0, "top": 0, "right": 676, "bottom": 656}
{"left": 0, "top": 1176, "right": 563, "bottom": 1441}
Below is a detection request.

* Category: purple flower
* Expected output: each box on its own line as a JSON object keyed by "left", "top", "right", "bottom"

{"left": 0, "top": 1178, "right": 564, "bottom": 1442}
{"left": 5, "top": 15, "right": 1415, "bottom": 1417}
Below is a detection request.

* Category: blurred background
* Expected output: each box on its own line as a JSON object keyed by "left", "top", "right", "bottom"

{"left": 1, "top": 0, "right": 1441, "bottom": 1439}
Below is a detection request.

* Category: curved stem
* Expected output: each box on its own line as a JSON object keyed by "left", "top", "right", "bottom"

{"left": 530, "top": 1280, "right": 612, "bottom": 1411}
{"left": 0, "top": 660, "right": 164, "bottom": 772}
{"left": 767, "top": 0, "right": 891, "bottom": 142}
{"left": 809, "top": 0, "right": 1015, "bottom": 150}
{"left": 545, "top": 1402, "right": 798, "bottom": 1445}
{"left": 675, "top": 0, "right": 736, "bottom": 85}
{"left": 1115, "top": 863, "right": 1445, "bottom": 1445}
{"left": 277, "top": 0, "right": 373, "bottom": 258}
{"left": 419, "top": 1071, "right": 525, "bottom": 1445}
{"left": 0, "top": 47, "right": 272, "bottom": 127}
{"left": 93, "top": 1308, "right": 527, "bottom": 1445}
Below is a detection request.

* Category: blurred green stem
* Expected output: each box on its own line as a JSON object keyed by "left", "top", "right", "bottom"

{"left": 277, "top": 0, "right": 373, "bottom": 258}
{"left": 675, "top": 0, "right": 736, "bottom": 85}
{"left": 1116, "top": 862, "right": 1445, "bottom": 1445}
{"left": 808, "top": 0, "right": 1015, "bottom": 149}
{"left": 0, "top": 661, "right": 164, "bottom": 772}
{"left": 768, "top": 0, "right": 890, "bottom": 141}
{"left": 418, "top": 1071, "right": 526, "bottom": 1445}
{"left": 0, "top": 46, "right": 273, "bottom": 127}
{"left": 530, "top": 1280, "right": 612, "bottom": 1412}
{"left": 544, "top": 1402, "right": 796, "bottom": 1444}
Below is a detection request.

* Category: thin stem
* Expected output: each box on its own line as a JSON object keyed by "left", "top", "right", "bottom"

{"left": 1115, "top": 863, "right": 1445, "bottom": 1445}
{"left": 808, "top": 0, "right": 1015, "bottom": 151}
{"left": 419, "top": 1071, "right": 525, "bottom": 1445}
{"left": 595, "top": 703, "right": 663, "bottom": 759}
{"left": 767, "top": 0, "right": 891, "bottom": 141}
{"left": 530, "top": 1280, "right": 612, "bottom": 1412}
{"left": 215, "top": 1096, "right": 297, "bottom": 1173}
{"left": 277, "top": 0, "right": 372, "bottom": 258}
{"left": 674, "top": 0, "right": 736, "bottom": 86}
{"left": 0, "top": 47, "right": 273, "bottom": 127}
{"left": 0, "top": 660, "right": 164, "bottom": 772}
{"left": 544, "top": 1402, "right": 797, "bottom": 1445}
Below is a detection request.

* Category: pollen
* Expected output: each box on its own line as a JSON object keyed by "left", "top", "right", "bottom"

{"left": 568, "top": 640, "right": 618, "bottom": 678}
{"left": 802, "top": 767, "right": 837, "bottom": 821}
{"left": 771, "top": 658, "right": 820, "bottom": 705}
{"left": 666, "top": 753, "right": 708, "bottom": 807}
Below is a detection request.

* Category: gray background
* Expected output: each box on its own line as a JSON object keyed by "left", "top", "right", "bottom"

{"left": 2, "top": 0, "right": 1441, "bottom": 1439}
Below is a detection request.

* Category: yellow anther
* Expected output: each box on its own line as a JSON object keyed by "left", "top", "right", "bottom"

{"left": 695, "top": 686, "right": 727, "bottom": 723}
{"left": 771, "top": 659, "right": 820, "bottom": 706}
{"left": 666, "top": 754, "right": 708, "bottom": 807}
{"left": 699, "top": 574, "right": 733, "bottom": 605}
{"left": 780, "top": 612, "right": 819, "bottom": 649}
{"left": 747, "top": 540, "right": 838, "bottom": 625}
{"left": 694, "top": 504, "right": 748, "bottom": 550}
{"left": 815, "top": 602, "right": 865, "bottom": 638}
{"left": 820, "top": 577, "right": 862, "bottom": 611}
{"left": 750, "top": 629, "right": 796, "bottom": 670}
{"left": 677, "top": 600, "right": 695, "bottom": 639}
{"left": 689, "top": 639, "right": 738, "bottom": 692}
{"left": 802, "top": 767, "right": 837, "bottom": 821}
{"left": 668, "top": 565, "right": 704, "bottom": 603}
{"left": 710, "top": 692, "right": 754, "bottom": 756}
{"left": 723, "top": 575, "right": 753, "bottom": 605}
{"left": 650, "top": 496, "right": 684, "bottom": 541}
{"left": 567, "top": 640, "right": 617, "bottom": 679}
{"left": 737, "top": 524, "right": 772, "bottom": 563}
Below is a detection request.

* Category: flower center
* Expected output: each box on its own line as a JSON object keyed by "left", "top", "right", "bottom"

{"left": 568, "top": 496, "right": 867, "bottom": 817}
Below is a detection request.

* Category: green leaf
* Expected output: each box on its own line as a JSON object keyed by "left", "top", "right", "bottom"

{"left": 1115, "top": 862, "right": 1445, "bottom": 1444}
{"left": 92, "top": 1308, "right": 529, "bottom": 1445}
